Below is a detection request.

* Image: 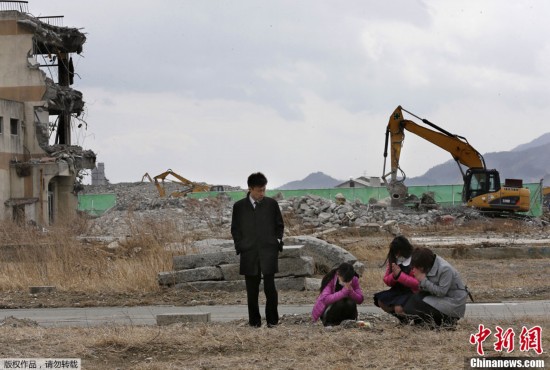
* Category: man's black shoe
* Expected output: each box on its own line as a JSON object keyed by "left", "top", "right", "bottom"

{"left": 267, "top": 323, "right": 278, "bottom": 328}
{"left": 249, "top": 322, "right": 261, "bottom": 328}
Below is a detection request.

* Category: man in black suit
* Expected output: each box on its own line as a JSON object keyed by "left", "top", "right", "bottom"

{"left": 231, "top": 172, "right": 285, "bottom": 328}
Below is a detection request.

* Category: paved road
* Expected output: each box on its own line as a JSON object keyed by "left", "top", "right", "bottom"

{"left": 0, "top": 301, "right": 548, "bottom": 327}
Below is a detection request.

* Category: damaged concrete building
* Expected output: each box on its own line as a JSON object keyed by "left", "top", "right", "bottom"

{"left": 0, "top": 1, "right": 96, "bottom": 226}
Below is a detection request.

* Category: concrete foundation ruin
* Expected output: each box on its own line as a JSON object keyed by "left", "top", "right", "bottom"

{"left": 157, "top": 238, "right": 365, "bottom": 292}
{"left": 0, "top": 2, "right": 95, "bottom": 226}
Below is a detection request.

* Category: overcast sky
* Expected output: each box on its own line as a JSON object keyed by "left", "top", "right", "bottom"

{"left": 29, "top": 0, "right": 550, "bottom": 189}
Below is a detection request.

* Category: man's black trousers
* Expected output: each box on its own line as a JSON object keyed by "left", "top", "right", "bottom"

{"left": 245, "top": 273, "right": 278, "bottom": 327}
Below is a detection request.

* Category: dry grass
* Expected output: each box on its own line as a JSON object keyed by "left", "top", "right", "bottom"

{"left": 0, "top": 216, "right": 188, "bottom": 293}
{"left": 0, "top": 315, "right": 548, "bottom": 369}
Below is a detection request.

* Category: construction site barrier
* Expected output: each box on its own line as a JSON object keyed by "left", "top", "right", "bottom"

{"left": 77, "top": 193, "right": 117, "bottom": 216}
{"left": 190, "top": 183, "right": 544, "bottom": 217}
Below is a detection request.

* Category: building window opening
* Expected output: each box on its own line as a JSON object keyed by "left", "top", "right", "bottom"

{"left": 13, "top": 205, "right": 25, "bottom": 225}
{"left": 10, "top": 118, "right": 18, "bottom": 135}
{"left": 0, "top": 117, "right": 3, "bottom": 134}
{"left": 48, "top": 182, "right": 55, "bottom": 224}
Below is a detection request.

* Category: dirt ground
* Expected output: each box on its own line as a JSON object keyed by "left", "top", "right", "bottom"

{"left": 1, "top": 218, "right": 549, "bottom": 369}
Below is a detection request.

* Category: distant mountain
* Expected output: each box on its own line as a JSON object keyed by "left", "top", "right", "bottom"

{"left": 276, "top": 172, "right": 344, "bottom": 190}
{"left": 406, "top": 133, "right": 550, "bottom": 186}
{"left": 512, "top": 132, "right": 550, "bottom": 152}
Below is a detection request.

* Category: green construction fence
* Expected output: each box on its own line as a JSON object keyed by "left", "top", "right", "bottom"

{"left": 77, "top": 193, "right": 117, "bottom": 216}
{"left": 78, "top": 182, "right": 544, "bottom": 217}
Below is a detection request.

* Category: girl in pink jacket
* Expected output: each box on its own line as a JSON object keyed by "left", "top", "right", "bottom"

{"left": 373, "top": 236, "right": 419, "bottom": 320}
{"left": 312, "top": 263, "right": 364, "bottom": 326}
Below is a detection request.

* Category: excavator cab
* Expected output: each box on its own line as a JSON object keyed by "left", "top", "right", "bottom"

{"left": 463, "top": 168, "right": 500, "bottom": 201}
{"left": 463, "top": 168, "right": 529, "bottom": 212}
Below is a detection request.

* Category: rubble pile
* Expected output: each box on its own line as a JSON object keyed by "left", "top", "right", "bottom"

{"left": 84, "top": 182, "right": 237, "bottom": 211}
{"left": 279, "top": 194, "right": 487, "bottom": 229}
{"left": 82, "top": 183, "right": 234, "bottom": 237}
{"left": 82, "top": 184, "right": 499, "bottom": 238}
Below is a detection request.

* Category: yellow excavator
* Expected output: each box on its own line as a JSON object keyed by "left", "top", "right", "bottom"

{"left": 382, "top": 106, "right": 530, "bottom": 213}
{"left": 147, "top": 169, "right": 211, "bottom": 198}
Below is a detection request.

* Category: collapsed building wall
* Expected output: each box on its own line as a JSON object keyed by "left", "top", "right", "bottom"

{"left": 0, "top": 4, "right": 96, "bottom": 226}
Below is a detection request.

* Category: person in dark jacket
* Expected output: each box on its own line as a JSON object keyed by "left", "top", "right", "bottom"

{"left": 231, "top": 172, "right": 284, "bottom": 328}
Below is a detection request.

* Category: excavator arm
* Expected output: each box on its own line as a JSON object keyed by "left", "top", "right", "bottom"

{"left": 383, "top": 106, "right": 485, "bottom": 184}
{"left": 153, "top": 169, "right": 210, "bottom": 197}
{"left": 154, "top": 169, "right": 194, "bottom": 186}
{"left": 382, "top": 106, "right": 530, "bottom": 212}
{"left": 382, "top": 106, "right": 486, "bottom": 205}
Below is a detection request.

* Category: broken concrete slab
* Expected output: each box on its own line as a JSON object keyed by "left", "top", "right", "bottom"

{"left": 279, "top": 245, "right": 305, "bottom": 258}
{"left": 353, "top": 261, "right": 366, "bottom": 277}
{"left": 177, "top": 280, "right": 246, "bottom": 292}
{"left": 364, "top": 223, "right": 382, "bottom": 233}
{"left": 381, "top": 220, "right": 400, "bottom": 236}
{"left": 277, "top": 256, "right": 314, "bottom": 278}
{"left": 284, "top": 235, "right": 359, "bottom": 271}
{"left": 219, "top": 256, "right": 315, "bottom": 281}
{"left": 157, "top": 236, "right": 365, "bottom": 290}
{"left": 173, "top": 244, "right": 305, "bottom": 271}
{"left": 218, "top": 264, "right": 241, "bottom": 281}
{"left": 305, "top": 277, "right": 322, "bottom": 291}
{"left": 158, "top": 266, "right": 223, "bottom": 286}
{"left": 156, "top": 313, "right": 210, "bottom": 325}
{"left": 176, "top": 277, "right": 312, "bottom": 292}
{"left": 190, "top": 239, "right": 235, "bottom": 254}
{"left": 173, "top": 251, "right": 239, "bottom": 271}
{"left": 172, "top": 244, "right": 303, "bottom": 271}
{"left": 275, "top": 277, "right": 308, "bottom": 291}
